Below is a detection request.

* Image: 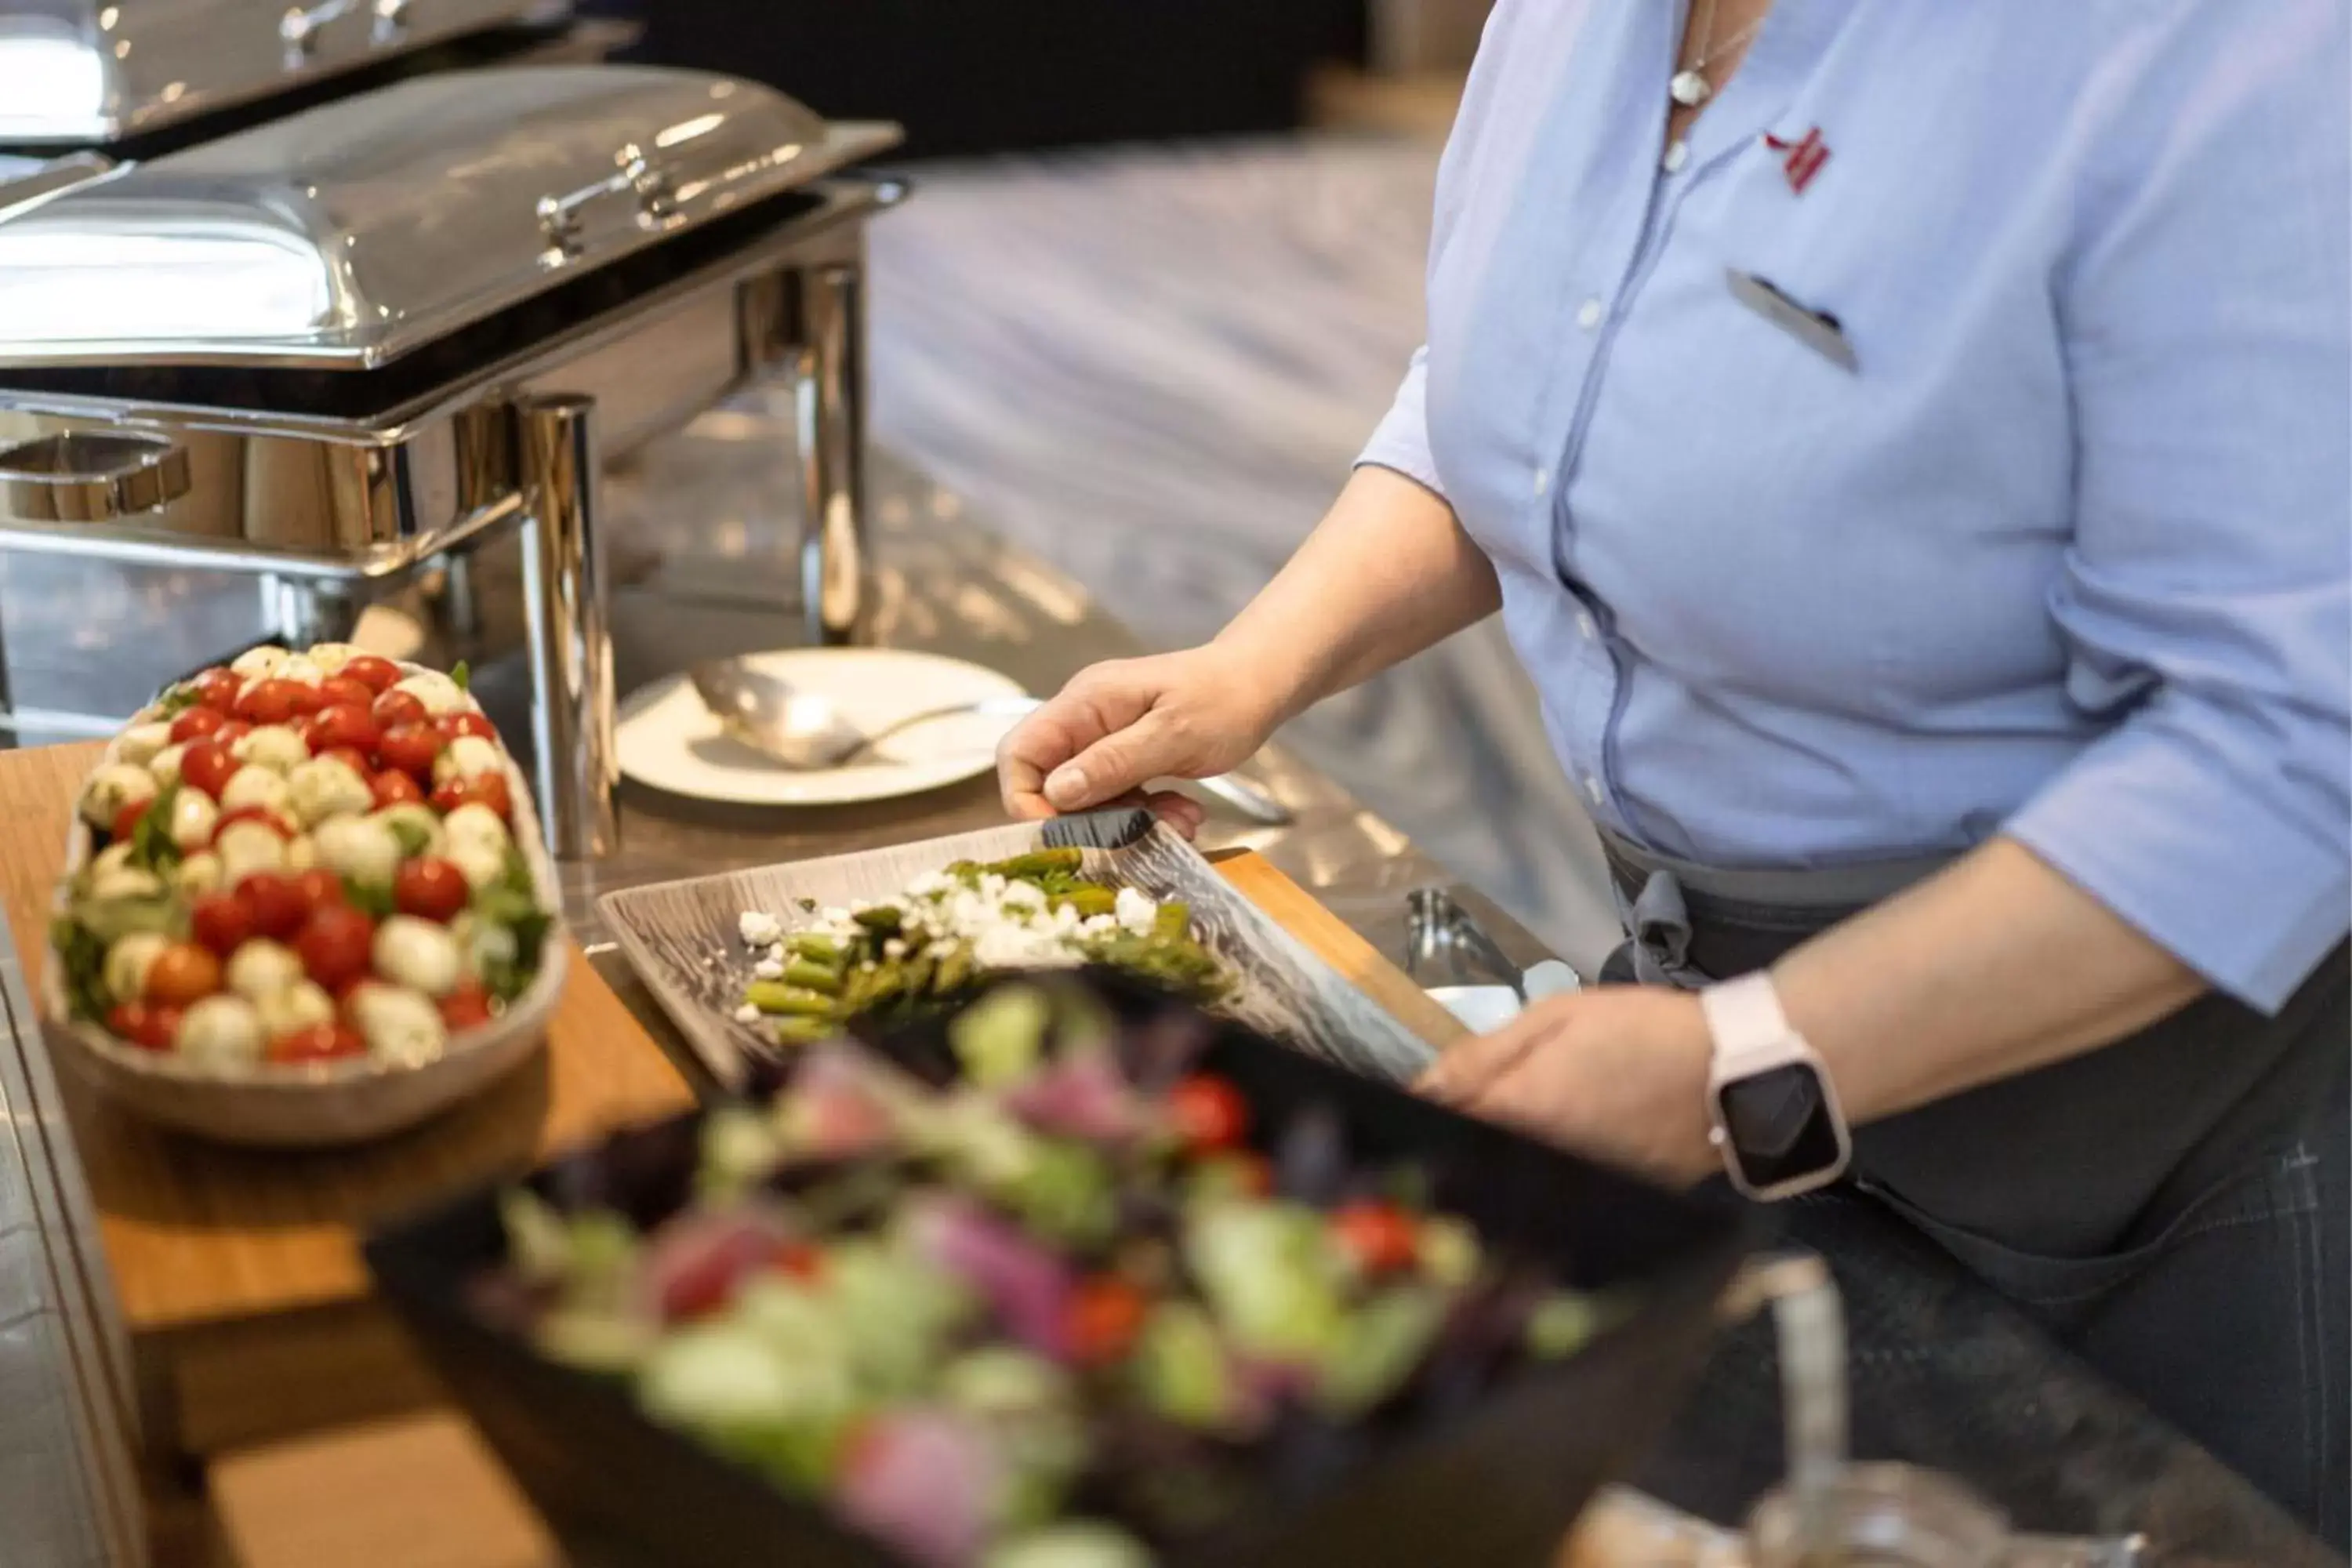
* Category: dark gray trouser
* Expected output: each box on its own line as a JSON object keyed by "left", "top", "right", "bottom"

{"left": 1600, "top": 836, "right": 2351, "bottom": 1551}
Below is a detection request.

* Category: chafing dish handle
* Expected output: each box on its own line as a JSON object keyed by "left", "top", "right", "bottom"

{"left": 0, "top": 434, "right": 191, "bottom": 525}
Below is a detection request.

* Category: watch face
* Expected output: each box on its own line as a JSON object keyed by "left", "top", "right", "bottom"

{"left": 1714, "top": 1061, "right": 1844, "bottom": 1195}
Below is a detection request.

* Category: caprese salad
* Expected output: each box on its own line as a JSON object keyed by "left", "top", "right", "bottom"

{"left": 51, "top": 643, "right": 553, "bottom": 1071}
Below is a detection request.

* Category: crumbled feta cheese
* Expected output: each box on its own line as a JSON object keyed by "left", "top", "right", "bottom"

{"left": 883, "top": 938, "right": 908, "bottom": 960}
{"left": 739, "top": 911, "right": 782, "bottom": 947}
{"left": 998, "top": 880, "right": 1045, "bottom": 912}
{"left": 733, "top": 1004, "right": 761, "bottom": 1024}
{"left": 751, "top": 958, "right": 785, "bottom": 981}
{"left": 1116, "top": 886, "right": 1157, "bottom": 935}
{"left": 905, "top": 871, "right": 950, "bottom": 898}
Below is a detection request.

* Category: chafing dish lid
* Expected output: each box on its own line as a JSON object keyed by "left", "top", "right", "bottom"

{"left": 0, "top": 0, "right": 553, "bottom": 149}
{"left": 0, "top": 65, "right": 898, "bottom": 370}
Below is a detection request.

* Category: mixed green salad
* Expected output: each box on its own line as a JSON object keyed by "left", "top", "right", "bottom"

{"left": 732, "top": 849, "right": 1225, "bottom": 1047}
{"left": 490, "top": 978, "right": 1620, "bottom": 1568}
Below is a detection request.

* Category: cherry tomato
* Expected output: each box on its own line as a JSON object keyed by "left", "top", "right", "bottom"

{"left": 233, "top": 677, "right": 307, "bottom": 725}
{"left": 1063, "top": 1275, "right": 1150, "bottom": 1366}
{"left": 394, "top": 857, "right": 469, "bottom": 923}
{"left": 294, "top": 904, "right": 376, "bottom": 992}
{"left": 169, "top": 706, "right": 229, "bottom": 743}
{"left": 771, "top": 1241, "right": 825, "bottom": 1283}
{"left": 378, "top": 723, "right": 445, "bottom": 779}
{"left": 1329, "top": 1200, "right": 1419, "bottom": 1277}
{"left": 433, "top": 711, "right": 498, "bottom": 742}
{"left": 438, "top": 981, "right": 495, "bottom": 1033}
{"left": 267, "top": 1022, "right": 367, "bottom": 1065}
{"left": 370, "top": 768, "right": 424, "bottom": 809}
{"left": 145, "top": 942, "right": 223, "bottom": 1007}
{"left": 191, "top": 669, "right": 244, "bottom": 713}
{"left": 110, "top": 800, "right": 151, "bottom": 844}
{"left": 179, "top": 740, "right": 239, "bottom": 801}
{"left": 107, "top": 1001, "right": 183, "bottom": 1051}
{"left": 306, "top": 704, "right": 380, "bottom": 757}
{"left": 1167, "top": 1074, "right": 1250, "bottom": 1152}
{"left": 319, "top": 676, "right": 375, "bottom": 711}
{"left": 234, "top": 870, "right": 309, "bottom": 940}
{"left": 342, "top": 655, "right": 402, "bottom": 695}
{"left": 318, "top": 746, "right": 372, "bottom": 779}
{"left": 214, "top": 804, "right": 293, "bottom": 840}
{"left": 212, "top": 718, "right": 253, "bottom": 747}
{"left": 292, "top": 868, "right": 348, "bottom": 914}
{"left": 431, "top": 770, "right": 510, "bottom": 821}
{"left": 655, "top": 1224, "right": 795, "bottom": 1323}
{"left": 372, "top": 690, "right": 429, "bottom": 731}
{"left": 189, "top": 893, "right": 256, "bottom": 956}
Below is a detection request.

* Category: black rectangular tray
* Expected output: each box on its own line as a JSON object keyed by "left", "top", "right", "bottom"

{"left": 366, "top": 974, "right": 1764, "bottom": 1568}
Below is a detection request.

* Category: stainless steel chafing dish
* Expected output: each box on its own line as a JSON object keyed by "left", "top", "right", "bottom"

{"left": 0, "top": 64, "right": 904, "bottom": 858}
{"left": 0, "top": 0, "right": 564, "bottom": 150}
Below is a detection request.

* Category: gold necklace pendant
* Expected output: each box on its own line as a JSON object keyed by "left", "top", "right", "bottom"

{"left": 1669, "top": 68, "right": 1714, "bottom": 107}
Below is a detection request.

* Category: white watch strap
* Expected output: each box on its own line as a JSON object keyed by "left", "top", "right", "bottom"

{"left": 1700, "top": 971, "right": 1796, "bottom": 1076}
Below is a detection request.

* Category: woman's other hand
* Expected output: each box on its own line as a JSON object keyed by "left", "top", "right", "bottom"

{"left": 996, "top": 646, "right": 1284, "bottom": 838}
{"left": 1417, "top": 987, "right": 1719, "bottom": 1187}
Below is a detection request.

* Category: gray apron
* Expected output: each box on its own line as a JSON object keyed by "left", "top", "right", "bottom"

{"left": 1594, "top": 826, "right": 2350, "bottom": 1544}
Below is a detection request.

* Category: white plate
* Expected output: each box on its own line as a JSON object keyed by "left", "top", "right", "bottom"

{"left": 617, "top": 648, "right": 1030, "bottom": 807}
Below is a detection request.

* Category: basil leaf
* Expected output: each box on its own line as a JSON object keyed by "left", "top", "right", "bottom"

{"left": 49, "top": 917, "right": 111, "bottom": 1022}
{"left": 450, "top": 660, "right": 470, "bottom": 693}
{"left": 129, "top": 783, "right": 183, "bottom": 873}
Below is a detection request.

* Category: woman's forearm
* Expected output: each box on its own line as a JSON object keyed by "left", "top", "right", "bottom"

{"left": 1773, "top": 837, "right": 2208, "bottom": 1123}
{"left": 1213, "top": 466, "right": 1501, "bottom": 724}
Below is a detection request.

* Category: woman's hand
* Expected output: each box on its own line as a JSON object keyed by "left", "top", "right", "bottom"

{"left": 996, "top": 646, "right": 1287, "bottom": 837}
{"left": 1417, "top": 986, "right": 1719, "bottom": 1187}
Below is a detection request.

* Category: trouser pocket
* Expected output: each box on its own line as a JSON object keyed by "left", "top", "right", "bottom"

{"left": 1864, "top": 1132, "right": 2347, "bottom": 1549}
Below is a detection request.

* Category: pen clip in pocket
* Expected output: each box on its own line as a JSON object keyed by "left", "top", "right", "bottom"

{"left": 1726, "top": 268, "right": 1858, "bottom": 373}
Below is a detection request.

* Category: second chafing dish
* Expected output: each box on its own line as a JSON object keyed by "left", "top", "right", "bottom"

{"left": 0, "top": 64, "right": 904, "bottom": 859}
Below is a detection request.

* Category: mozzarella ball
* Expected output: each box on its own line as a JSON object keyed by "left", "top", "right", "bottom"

{"left": 256, "top": 980, "right": 335, "bottom": 1043}
{"left": 304, "top": 643, "right": 361, "bottom": 673}
{"left": 230, "top": 646, "right": 289, "bottom": 680}
{"left": 374, "top": 916, "right": 462, "bottom": 997}
{"left": 287, "top": 757, "right": 373, "bottom": 828}
{"left": 103, "top": 933, "right": 171, "bottom": 1003}
{"left": 169, "top": 790, "right": 220, "bottom": 852}
{"left": 285, "top": 833, "right": 318, "bottom": 871}
{"left": 448, "top": 839, "right": 506, "bottom": 893}
{"left": 220, "top": 765, "right": 292, "bottom": 817}
{"left": 441, "top": 802, "right": 510, "bottom": 855}
{"left": 314, "top": 816, "right": 401, "bottom": 887}
{"left": 176, "top": 995, "right": 263, "bottom": 1070}
{"left": 174, "top": 851, "right": 223, "bottom": 898}
{"left": 148, "top": 742, "right": 190, "bottom": 792}
{"left": 226, "top": 938, "right": 304, "bottom": 1002}
{"left": 346, "top": 982, "right": 448, "bottom": 1067}
{"left": 215, "top": 821, "right": 290, "bottom": 884}
{"left": 372, "top": 802, "right": 445, "bottom": 858}
{"left": 391, "top": 670, "right": 468, "bottom": 717}
{"left": 234, "top": 724, "right": 311, "bottom": 775}
{"left": 116, "top": 722, "right": 173, "bottom": 768}
{"left": 451, "top": 912, "right": 518, "bottom": 980}
{"left": 432, "top": 735, "right": 503, "bottom": 786}
{"left": 80, "top": 764, "right": 158, "bottom": 829}
{"left": 275, "top": 655, "right": 325, "bottom": 688}
{"left": 89, "top": 843, "right": 136, "bottom": 881}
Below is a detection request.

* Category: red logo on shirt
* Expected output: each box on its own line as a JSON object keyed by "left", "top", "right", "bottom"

{"left": 1762, "top": 127, "right": 1831, "bottom": 194}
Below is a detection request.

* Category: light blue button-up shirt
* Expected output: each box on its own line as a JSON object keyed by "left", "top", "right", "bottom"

{"left": 1360, "top": 0, "right": 2350, "bottom": 1012}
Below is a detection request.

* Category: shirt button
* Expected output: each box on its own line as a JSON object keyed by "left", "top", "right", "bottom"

{"left": 1576, "top": 298, "right": 1606, "bottom": 331}
{"left": 1583, "top": 774, "right": 1605, "bottom": 804}
{"left": 1576, "top": 611, "right": 1597, "bottom": 641}
{"left": 1532, "top": 466, "right": 1550, "bottom": 497}
{"left": 1662, "top": 141, "right": 1690, "bottom": 172}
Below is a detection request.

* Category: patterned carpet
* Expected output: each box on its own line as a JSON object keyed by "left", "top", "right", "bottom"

{"left": 867, "top": 135, "right": 1623, "bottom": 968}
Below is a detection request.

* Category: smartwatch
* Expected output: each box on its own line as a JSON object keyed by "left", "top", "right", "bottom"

{"left": 1698, "top": 971, "right": 1852, "bottom": 1202}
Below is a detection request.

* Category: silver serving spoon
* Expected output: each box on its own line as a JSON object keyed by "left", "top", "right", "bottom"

{"left": 689, "top": 660, "right": 1294, "bottom": 824}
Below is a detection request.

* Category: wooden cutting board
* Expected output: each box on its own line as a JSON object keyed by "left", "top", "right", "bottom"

{"left": 0, "top": 742, "right": 1461, "bottom": 1465}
